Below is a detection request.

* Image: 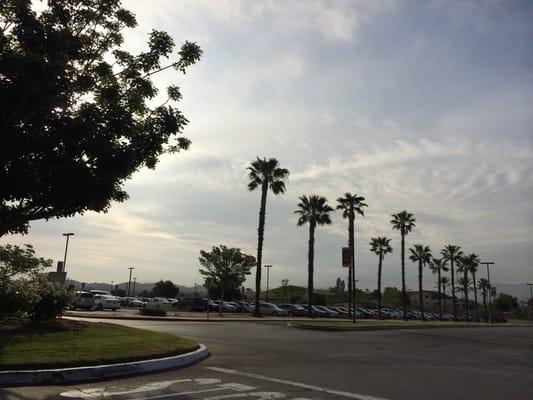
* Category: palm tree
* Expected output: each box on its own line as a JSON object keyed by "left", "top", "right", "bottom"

{"left": 456, "top": 275, "right": 473, "bottom": 316}
{"left": 430, "top": 258, "right": 448, "bottom": 320}
{"left": 409, "top": 244, "right": 432, "bottom": 320}
{"left": 440, "top": 276, "right": 450, "bottom": 313}
{"left": 295, "top": 195, "right": 333, "bottom": 317}
{"left": 390, "top": 211, "right": 416, "bottom": 320}
{"left": 466, "top": 253, "right": 481, "bottom": 322}
{"left": 478, "top": 278, "right": 490, "bottom": 321}
{"left": 337, "top": 193, "right": 367, "bottom": 320}
{"left": 456, "top": 255, "right": 471, "bottom": 319}
{"left": 369, "top": 237, "right": 393, "bottom": 320}
{"left": 441, "top": 245, "right": 463, "bottom": 321}
{"left": 247, "top": 157, "right": 289, "bottom": 316}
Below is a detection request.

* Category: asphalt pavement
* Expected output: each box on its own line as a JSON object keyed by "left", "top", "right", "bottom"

{"left": 1, "top": 319, "right": 532, "bottom": 400}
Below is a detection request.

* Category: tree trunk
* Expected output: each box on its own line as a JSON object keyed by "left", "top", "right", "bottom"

{"left": 464, "top": 268, "right": 470, "bottom": 319}
{"left": 377, "top": 253, "right": 383, "bottom": 319}
{"left": 418, "top": 260, "right": 424, "bottom": 320}
{"left": 350, "top": 207, "right": 356, "bottom": 323}
{"left": 347, "top": 212, "right": 353, "bottom": 319}
{"left": 401, "top": 232, "right": 407, "bottom": 320}
{"left": 442, "top": 285, "right": 447, "bottom": 313}
{"left": 219, "top": 286, "right": 224, "bottom": 316}
{"left": 482, "top": 291, "right": 488, "bottom": 321}
{"left": 437, "top": 267, "right": 442, "bottom": 320}
{"left": 450, "top": 257, "right": 457, "bottom": 321}
{"left": 472, "top": 270, "right": 479, "bottom": 322}
{"left": 307, "top": 223, "right": 315, "bottom": 318}
{"left": 254, "top": 183, "right": 268, "bottom": 317}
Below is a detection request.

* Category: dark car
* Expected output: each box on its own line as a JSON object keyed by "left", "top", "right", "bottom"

{"left": 179, "top": 297, "right": 209, "bottom": 312}
{"left": 278, "top": 304, "right": 307, "bottom": 317}
{"left": 301, "top": 304, "right": 327, "bottom": 317}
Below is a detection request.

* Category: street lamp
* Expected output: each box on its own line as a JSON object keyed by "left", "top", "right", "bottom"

{"left": 264, "top": 265, "right": 273, "bottom": 302}
{"left": 127, "top": 267, "right": 134, "bottom": 297}
{"left": 526, "top": 283, "right": 533, "bottom": 308}
{"left": 62, "top": 233, "right": 74, "bottom": 271}
{"left": 132, "top": 277, "right": 137, "bottom": 297}
{"left": 480, "top": 261, "right": 495, "bottom": 323}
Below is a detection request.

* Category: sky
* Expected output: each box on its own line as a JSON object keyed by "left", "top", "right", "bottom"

{"left": 3, "top": 0, "right": 533, "bottom": 292}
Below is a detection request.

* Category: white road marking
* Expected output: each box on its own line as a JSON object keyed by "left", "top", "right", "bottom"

{"left": 219, "top": 383, "right": 256, "bottom": 391}
{"left": 132, "top": 387, "right": 227, "bottom": 400}
{"left": 60, "top": 379, "right": 193, "bottom": 398}
{"left": 205, "top": 367, "right": 389, "bottom": 400}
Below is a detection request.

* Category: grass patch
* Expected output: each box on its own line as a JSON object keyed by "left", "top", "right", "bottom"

{"left": 0, "top": 319, "right": 198, "bottom": 370}
{"left": 288, "top": 320, "right": 511, "bottom": 331}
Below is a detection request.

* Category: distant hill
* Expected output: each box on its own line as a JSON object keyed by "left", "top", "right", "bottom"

{"left": 66, "top": 279, "right": 208, "bottom": 297}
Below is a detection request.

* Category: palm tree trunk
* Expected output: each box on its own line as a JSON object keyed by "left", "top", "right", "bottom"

{"left": 377, "top": 253, "right": 383, "bottom": 319}
{"left": 451, "top": 257, "right": 457, "bottom": 321}
{"left": 350, "top": 209, "right": 356, "bottom": 323}
{"left": 442, "top": 285, "right": 447, "bottom": 313}
{"left": 401, "top": 231, "right": 407, "bottom": 320}
{"left": 464, "top": 269, "right": 469, "bottom": 319}
{"left": 307, "top": 222, "right": 315, "bottom": 318}
{"left": 472, "top": 271, "right": 479, "bottom": 322}
{"left": 347, "top": 212, "right": 353, "bottom": 319}
{"left": 437, "top": 268, "right": 442, "bottom": 320}
{"left": 482, "top": 291, "right": 487, "bottom": 321}
{"left": 418, "top": 260, "right": 424, "bottom": 320}
{"left": 254, "top": 183, "right": 268, "bottom": 317}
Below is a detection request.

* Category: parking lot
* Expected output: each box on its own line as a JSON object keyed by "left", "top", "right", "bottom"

{"left": 2, "top": 319, "right": 532, "bottom": 400}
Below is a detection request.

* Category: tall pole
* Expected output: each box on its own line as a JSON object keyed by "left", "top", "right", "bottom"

{"left": 110, "top": 280, "right": 114, "bottom": 293}
{"left": 526, "top": 283, "right": 533, "bottom": 311}
{"left": 264, "top": 265, "right": 273, "bottom": 302}
{"left": 62, "top": 233, "right": 74, "bottom": 270}
{"left": 481, "top": 262, "right": 494, "bottom": 323}
{"left": 132, "top": 277, "right": 137, "bottom": 297}
{"left": 127, "top": 267, "right": 134, "bottom": 297}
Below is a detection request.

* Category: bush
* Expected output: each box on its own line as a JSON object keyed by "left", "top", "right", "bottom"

{"left": 28, "top": 276, "right": 73, "bottom": 323}
{"left": 139, "top": 307, "right": 167, "bottom": 316}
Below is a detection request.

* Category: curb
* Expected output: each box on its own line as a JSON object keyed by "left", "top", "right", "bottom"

{"left": 0, "top": 344, "right": 208, "bottom": 387}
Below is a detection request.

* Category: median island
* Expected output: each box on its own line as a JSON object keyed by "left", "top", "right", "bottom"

{"left": 288, "top": 320, "right": 511, "bottom": 331}
{"left": 0, "top": 319, "right": 199, "bottom": 371}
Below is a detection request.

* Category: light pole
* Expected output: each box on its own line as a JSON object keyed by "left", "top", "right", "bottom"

{"left": 264, "top": 265, "right": 273, "bottom": 302}
{"left": 127, "top": 267, "right": 134, "bottom": 297}
{"left": 132, "top": 277, "right": 137, "bottom": 297}
{"left": 282, "top": 279, "right": 289, "bottom": 303}
{"left": 481, "top": 261, "right": 495, "bottom": 323}
{"left": 526, "top": 283, "right": 533, "bottom": 309}
{"left": 110, "top": 280, "right": 114, "bottom": 293}
{"left": 62, "top": 233, "right": 74, "bottom": 271}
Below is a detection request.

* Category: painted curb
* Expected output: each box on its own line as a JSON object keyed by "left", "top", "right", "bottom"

{"left": 0, "top": 343, "right": 208, "bottom": 387}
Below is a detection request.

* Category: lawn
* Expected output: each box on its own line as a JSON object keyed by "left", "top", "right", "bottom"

{"left": 0, "top": 319, "right": 199, "bottom": 370}
{"left": 288, "top": 320, "right": 510, "bottom": 331}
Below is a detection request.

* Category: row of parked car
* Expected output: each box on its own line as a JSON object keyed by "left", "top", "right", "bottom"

{"left": 71, "top": 290, "right": 179, "bottom": 311}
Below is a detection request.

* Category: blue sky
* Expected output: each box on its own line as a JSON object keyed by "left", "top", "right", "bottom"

{"left": 4, "top": 0, "right": 532, "bottom": 291}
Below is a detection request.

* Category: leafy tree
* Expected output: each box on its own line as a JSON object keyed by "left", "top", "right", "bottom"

{"left": 382, "top": 286, "right": 404, "bottom": 308}
{"left": 247, "top": 157, "right": 289, "bottom": 316}
{"left": 390, "top": 210, "right": 416, "bottom": 320}
{"left": 493, "top": 293, "right": 519, "bottom": 313}
{"left": 441, "top": 245, "right": 463, "bottom": 321}
{"left": 198, "top": 245, "right": 255, "bottom": 312}
{"left": 430, "top": 258, "right": 448, "bottom": 320}
{"left": 337, "top": 193, "right": 367, "bottom": 320}
{"left": 295, "top": 195, "right": 333, "bottom": 317}
{"left": 0, "top": 244, "right": 72, "bottom": 321}
{"left": 409, "top": 244, "right": 432, "bottom": 320}
{"left": 138, "top": 289, "right": 151, "bottom": 298}
{"left": 369, "top": 236, "right": 392, "bottom": 319}
{"left": 152, "top": 280, "right": 179, "bottom": 298}
{"left": 0, "top": 0, "right": 201, "bottom": 237}
{"left": 111, "top": 287, "right": 126, "bottom": 297}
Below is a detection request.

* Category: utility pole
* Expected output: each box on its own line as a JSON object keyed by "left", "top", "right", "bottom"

{"left": 480, "top": 262, "right": 495, "bottom": 323}
{"left": 127, "top": 267, "right": 134, "bottom": 297}
{"left": 62, "top": 233, "right": 75, "bottom": 270}
{"left": 264, "top": 265, "right": 273, "bottom": 302}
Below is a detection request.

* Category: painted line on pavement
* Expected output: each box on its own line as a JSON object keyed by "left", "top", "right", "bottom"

{"left": 205, "top": 367, "right": 389, "bottom": 400}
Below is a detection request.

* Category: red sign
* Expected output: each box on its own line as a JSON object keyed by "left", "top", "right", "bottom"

{"left": 342, "top": 247, "right": 352, "bottom": 267}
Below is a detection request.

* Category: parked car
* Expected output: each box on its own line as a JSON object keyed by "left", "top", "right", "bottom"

{"left": 144, "top": 297, "right": 170, "bottom": 308}
{"left": 90, "top": 289, "right": 112, "bottom": 296}
{"left": 278, "top": 304, "right": 307, "bottom": 317}
{"left": 314, "top": 305, "right": 339, "bottom": 318}
{"left": 72, "top": 291, "right": 94, "bottom": 310}
{"left": 128, "top": 298, "right": 145, "bottom": 307}
{"left": 93, "top": 294, "right": 120, "bottom": 311}
{"left": 213, "top": 301, "right": 237, "bottom": 312}
{"left": 330, "top": 306, "right": 349, "bottom": 317}
{"left": 301, "top": 304, "right": 327, "bottom": 317}
{"left": 259, "top": 302, "right": 288, "bottom": 316}
{"left": 180, "top": 297, "right": 209, "bottom": 311}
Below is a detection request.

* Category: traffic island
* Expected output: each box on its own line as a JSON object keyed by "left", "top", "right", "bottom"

{"left": 287, "top": 320, "right": 519, "bottom": 331}
{"left": 0, "top": 319, "right": 208, "bottom": 386}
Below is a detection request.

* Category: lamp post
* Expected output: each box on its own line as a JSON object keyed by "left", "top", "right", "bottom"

{"left": 526, "top": 283, "right": 533, "bottom": 310}
{"left": 110, "top": 280, "right": 114, "bottom": 293}
{"left": 127, "top": 267, "right": 134, "bottom": 297}
{"left": 62, "top": 233, "right": 74, "bottom": 270}
{"left": 132, "top": 277, "right": 137, "bottom": 297}
{"left": 264, "top": 265, "right": 273, "bottom": 302}
{"left": 481, "top": 262, "right": 495, "bottom": 323}
{"left": 282, "top": 279, "right": 289, "bottom": 303}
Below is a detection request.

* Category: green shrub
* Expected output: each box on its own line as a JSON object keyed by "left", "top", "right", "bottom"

{"left": 139, "top": 307, "right": 167, "bottom": 316}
